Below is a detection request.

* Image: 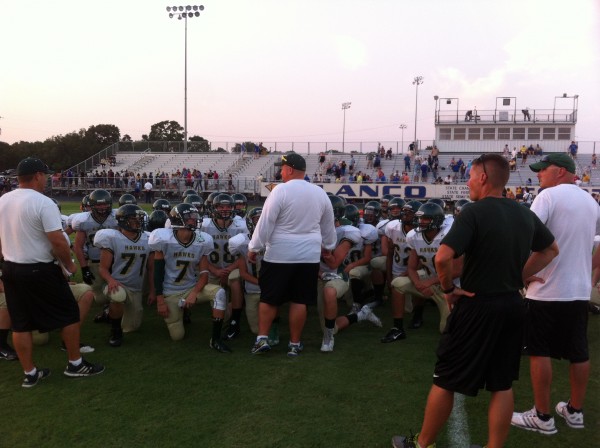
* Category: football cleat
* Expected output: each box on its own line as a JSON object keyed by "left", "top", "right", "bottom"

{"left": 224, "top": 322, "right": 240, "bottom": 340}
{"left": 357, "top": 305, "right": 382, "bottom": 327}
{"left": 209, "top": 338, "right": 232, "bottom": 353}
{"left": 0, "top": 347, "right": 18, "bottom": 361}
{"left": 109, "top": 328, "right": 124, "bottom": 347}
{"left": 287, "top": 342, "right": 303, "bottom": 357}
{"left": 381, "top": 327, "right": 406, "bottom": 343}
{"left": 320, "top": 329, "right": 335, "bottom": 353}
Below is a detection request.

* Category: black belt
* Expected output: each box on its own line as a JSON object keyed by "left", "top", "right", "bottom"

{"left": 90, "top": 260, "right": 100, "bottom": 263}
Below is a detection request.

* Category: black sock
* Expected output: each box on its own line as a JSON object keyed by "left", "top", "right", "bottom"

{"left": 0, "top": 329, "right": 9, "bottom": 349}
{"left": 231, "top": 308, "right": 242, "bottom": 327}
{"left": 536, "top": 409, "right": 552, "bottom": 421}
{"left": 272, "top": 316, "right": 281, "bottom": 325}
{"left": 373, "top": 283, "right": 384, "bottom": 301}
{"left": 324, "top": 318, "right": 335, "bottom": 330}
{"left": 350, "top": 279, "right": 364, "bottom": 305}
{"left": 212, "top": 318, "right": 223, "bottom": 341}
{"left": 110, "top": 318, "right": 121, "bottom": 330}
{"left": 567, "top": 402, "right": 582, "bottom": 413}
{"left": 393, "top": 318, "right": 404, "bottom": 330}
{"left": 346, "top": 313, "right": 358, "bottom": 325}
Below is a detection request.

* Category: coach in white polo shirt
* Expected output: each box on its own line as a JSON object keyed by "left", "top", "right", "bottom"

{"left": 248, "top": 152, "right": 337, "bottom": 356}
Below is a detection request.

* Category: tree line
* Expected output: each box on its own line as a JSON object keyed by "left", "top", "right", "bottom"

{"left": 0, "top": 120, "right": 249, "bottom": 172}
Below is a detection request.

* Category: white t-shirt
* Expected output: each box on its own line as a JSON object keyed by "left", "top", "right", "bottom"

{"left": 0, "top": 188, "right": 63, "bottom": 263}
{"left": 528, "top": 184, "right": 600, "bottom": 301}
{"left": 248, "top": 179, "right": 337, "bottom": 263}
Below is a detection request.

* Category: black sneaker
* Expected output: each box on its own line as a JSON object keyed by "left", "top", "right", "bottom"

{"left": 209, "top": 338, "right": 232, "bottom": 353}
{"left": 223, "top": 323, "right": 240, "bottom": 340}
{"left": 22, "top": 368, "right": 51, "bottom": 388}
{"left": 93, "top": 306, "right": 110, "bottom": 323}
{"left": 109, "top": 328, "right": 123, "bottom": 347}
{"left": 64, "top": 359, "right": 105, "bottom": 377}
{"left": 380, "top": 327, "right": 406, "bottom": 343}
{"left": 0, "top": 347, "right": 18, "bottom": 361}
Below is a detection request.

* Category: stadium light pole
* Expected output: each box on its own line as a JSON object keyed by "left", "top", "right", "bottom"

{"left": 412, "top": 75, "right": 423, "bottom": 153}
{"left": 399, "top": 124, "right": 407, "bottom": 154}
{"left": 166, "top": 5, "right": 205, "bottom": 153}
{"left": 342, "top": 102, "right": 351, "bottom": 153}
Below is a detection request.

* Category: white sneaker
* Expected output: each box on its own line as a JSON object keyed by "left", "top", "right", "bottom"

{"left": 511, "top": 407, "right": 557, "bottom": 435}
{"left": 555, "top": 401, "right": 584, "bottom": 429}
{"left": 357, "top": 305, "right": 382, "bottom": 327}
{"left": 320, "top": 329, "right": 334, "bottom": 352}
{"left": 349, "top": 303, "right": 361, "bottom": 314}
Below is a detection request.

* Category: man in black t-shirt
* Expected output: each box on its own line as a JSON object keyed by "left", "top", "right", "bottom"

{"left": 391, "top": 153, "right": 558, "bottom": 448}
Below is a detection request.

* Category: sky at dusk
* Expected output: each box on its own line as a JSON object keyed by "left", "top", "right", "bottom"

{"left": 1, "top": 0, "right": 599, "bottom": 148}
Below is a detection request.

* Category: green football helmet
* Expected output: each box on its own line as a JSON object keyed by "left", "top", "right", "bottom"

{"left": 415, "top": 203, "right": 445, "bottom": 233}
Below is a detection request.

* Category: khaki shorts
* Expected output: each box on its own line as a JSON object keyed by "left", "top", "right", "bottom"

{"left": 245, "top": 292, "right": 260, "bottom": 334}
{"left": 317, "top": 278, "right": 348, "bottom": 331}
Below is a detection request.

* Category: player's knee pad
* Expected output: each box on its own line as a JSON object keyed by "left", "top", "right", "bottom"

{"left": 213, "top": 288, "right": 227, "bottom": 311}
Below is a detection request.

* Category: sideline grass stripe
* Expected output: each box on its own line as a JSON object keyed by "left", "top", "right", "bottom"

{"left": 448, "top": 393, "right": 471, "bottom": 447}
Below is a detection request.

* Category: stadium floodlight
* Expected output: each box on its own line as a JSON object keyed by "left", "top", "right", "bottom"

{"left": 412, "top": 75, "right": 424, "bottom": 152}
{"left": 166, "top": 5, "right": 205, "bottom": 153}
{"left": 341, "top": 102, "right": 351, "bottom": 153}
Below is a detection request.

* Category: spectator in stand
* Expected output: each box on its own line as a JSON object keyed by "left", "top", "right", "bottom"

{"left": 509, "top": 158, "right": 517, "bottom": 171}
{"left": 386, "top": 148, "right": 393, "bottom": 160}
{"left": 319, "top": 152, "right": 326, "bottom": 167}
{"left": 374, "top": 154, "right": 381, "bottom": 170}
{"left": 356, "top": 172, "right": 363, "bottom": 183}
{"left": 503, "top": 144, "right": 510, "bottom": 158}
{"left": 444, "top": 174, "right": 452, "bottom": 185}
{"left": 568, "top": 141, "right": 578, "bottom": 159}
{"left": 402, "top": 172, "right": 410, "bottom": 184}
{"left": 348, "top": 155, "right": 355, "bottom": 174}
{"left": 592, "top": 154, "right": 597, "bottom": 169}
{"left": 404, "top": 154, "right": 411, "bottom": 172}
{"left": 366, "top": 153, "right": 374, "bottom": 169}
{"left": 421, "top": 162, "right": 428, "bottom": 183}
{"left": 535, "top": 144, "right": 543, "bottom": 156}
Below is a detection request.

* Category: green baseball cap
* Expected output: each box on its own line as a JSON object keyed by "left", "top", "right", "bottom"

{"left": 529, "top": 153, "right": 576, "bottom": 174}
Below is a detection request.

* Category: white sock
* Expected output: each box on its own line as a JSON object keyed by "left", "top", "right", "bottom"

{"left": 69, "top": 357, "right": 82, "bottom": 366}
{"left": 25, "top": 367, "right": 37, "bottom": 376}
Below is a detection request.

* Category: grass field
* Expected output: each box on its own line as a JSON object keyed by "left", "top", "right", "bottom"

{"left": 0, "top": 200, "right": 598, "bottom": 448}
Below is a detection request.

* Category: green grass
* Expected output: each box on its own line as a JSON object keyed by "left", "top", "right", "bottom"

{"left": 0, "top": 200, "right": 598, "bottom": 447}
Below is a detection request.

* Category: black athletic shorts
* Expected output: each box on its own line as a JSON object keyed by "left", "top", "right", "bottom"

{"left": 2, "top": 261, "right": 80, "bottom": 332}
{"left": 523, "top": 298, "right": 589, "bottom": 363}
{"left": 258, "top": 261, "right": 319, "bottom": 306}
{"left": 433, "top": 292, "right": 525, "bottom": 397}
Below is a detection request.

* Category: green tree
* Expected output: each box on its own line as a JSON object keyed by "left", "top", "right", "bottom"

{"left": 85, "top": 124, "right": 120, "bottom": 145}
{"left": 148, "top": 120, "right": 184, "bottom": 141}
{"left": 188, "top": 135, "right": 210, "bottom": 152}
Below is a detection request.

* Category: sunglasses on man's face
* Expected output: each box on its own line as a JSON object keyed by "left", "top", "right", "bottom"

{"left": 474, "top": 154, "right": 488, "bottom": 177}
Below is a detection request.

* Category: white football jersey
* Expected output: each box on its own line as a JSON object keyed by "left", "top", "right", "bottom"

{"left": 321, "top": 225, "right": 361, "bottom": 277}
{"left": 406, "top": 221, "right": 453, "bottom": 278}
{"left": 72, "top": 211, "right": 119, "bottom": 261}
{"left": 94, "top": 229, "right": 151, "bottom": 292}
{"left": 385, "top": 220, "right": 412, "bottom": 277}
{"left": 229, "top": 232, "right": 261, "bottom": 294}
{"left": 200, "top": 217, "right": 248, "bottom": 270}
{"left": 148, "top": 228, "right": 214, "bottom": 295}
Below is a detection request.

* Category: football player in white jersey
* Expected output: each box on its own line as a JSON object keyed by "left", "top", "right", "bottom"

{"left": 94, "top": 204, "right": 152, "bottom": 347}
{"left": 369, "top": 198, "right": 405, "bottom": 308}
{"left": 72, "top": 189, "right": 119, "bottom": 303}
{"left": 200, "top": 193, "right": 248, "bottom": 340}
{"left": 150, "top": 203, "right": 230, "bottom": 352}
{"left": 394, "top": 202, "right": 462, "bottom": 333}
{"left": 381, "top": 200, "right": 421, "bottom": 342}
{"left": 318, "top": 197, "right": 380, "bottom": 352}
{"left": 228, "top": 207, "right": 282, "bottom": 352}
